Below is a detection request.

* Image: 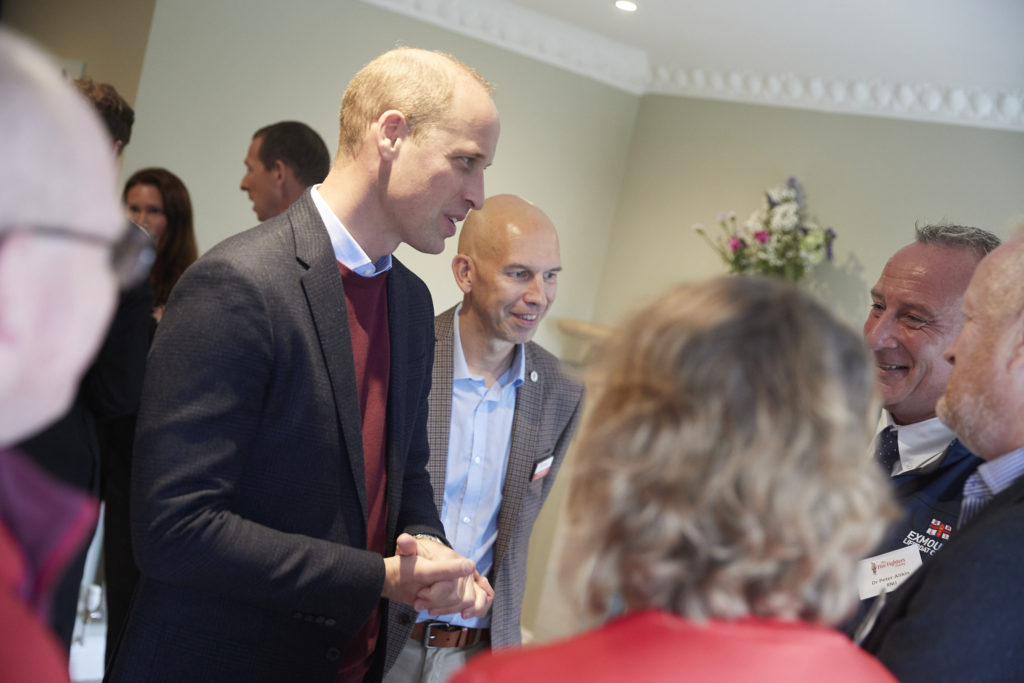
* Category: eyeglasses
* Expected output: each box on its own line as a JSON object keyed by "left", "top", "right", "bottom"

{"left": 13, "top": 221, "right": 156, "bottom": 290}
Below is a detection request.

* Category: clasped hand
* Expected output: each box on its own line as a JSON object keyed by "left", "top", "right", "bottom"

{"left": 381, "top": 533, "right": 493, "bottom": 619}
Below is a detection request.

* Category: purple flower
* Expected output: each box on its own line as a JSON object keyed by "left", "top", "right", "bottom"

{"left": 754, "top": 230, "right": 770, "bottom": 243}
{"left": 825, "top": 228, "right": 836, "bottom": 259}
{"left": 728, "top": 236, "right": 747, "bottom": 251}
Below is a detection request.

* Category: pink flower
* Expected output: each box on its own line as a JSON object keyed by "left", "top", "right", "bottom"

{"left": 754, "top": 230, "right": 771, "bottom": 243}
{"left": 728, "top": 236, "right": 746, "bottom": 251}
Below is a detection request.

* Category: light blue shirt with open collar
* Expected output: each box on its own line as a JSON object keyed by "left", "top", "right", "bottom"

{"left": 310, "top": 185, "right": 391, "bottom": 276}
{"left": 418, "top": 302, "right": 525, "bottom": 629}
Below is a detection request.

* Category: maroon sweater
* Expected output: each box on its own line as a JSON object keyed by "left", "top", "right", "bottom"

{"left": 335, "top": 263, "right": 390, "bottom": 682}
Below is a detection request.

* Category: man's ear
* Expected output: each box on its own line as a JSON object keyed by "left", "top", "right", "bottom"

{"left": 452, "top": 254, "right": 473, "bottom": 295}
{"left": 271, "top": 159, "right": 288, "bottom": 185}
{"left": 376, "top": 110, "right": 408, "bottom": 161}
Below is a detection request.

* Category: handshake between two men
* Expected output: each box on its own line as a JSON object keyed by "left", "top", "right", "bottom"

{"left": 382, "top": 533, "right": 494, "bottom": 619}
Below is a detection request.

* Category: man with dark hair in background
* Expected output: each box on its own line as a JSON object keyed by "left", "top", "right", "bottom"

{"left": 241, "top": 120, "right": 331, "bottom": 221}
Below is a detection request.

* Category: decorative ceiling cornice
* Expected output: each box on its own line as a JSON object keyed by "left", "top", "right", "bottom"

{"left": 359, "top": 0, "right": 1024, "bottom": 133}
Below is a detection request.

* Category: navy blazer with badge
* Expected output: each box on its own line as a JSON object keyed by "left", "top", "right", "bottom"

{"left": 385, "top": 305, "right": 583, "bottom": 670}
{"left": 861, "top": 466, "right": 1024, "bottom": 681}
{"left": 107, "top": 192, "right": 446, "bottom": 683}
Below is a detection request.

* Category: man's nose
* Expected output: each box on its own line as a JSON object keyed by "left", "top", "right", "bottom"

{"left": 524, "top": 276, "right": 547, "bottom": 307}
{"left": 465, "top": 173, "right": 485, "bottom": 211}
{"left": 864, "top": 314, "right": 897, "bottom": 349}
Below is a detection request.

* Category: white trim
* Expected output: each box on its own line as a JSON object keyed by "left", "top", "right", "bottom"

{"left": 359, "top": 0, "right": 1024, "bottom": 132}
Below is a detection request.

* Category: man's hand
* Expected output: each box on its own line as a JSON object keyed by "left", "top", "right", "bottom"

{"left": 381, "top": 533, "right": 477, "bottom": 613}
{"left": 380, "top": 533, "right": 493, "bottom": 618}
{"left": 410, "top": 535, "right": 494, "bottom": 619}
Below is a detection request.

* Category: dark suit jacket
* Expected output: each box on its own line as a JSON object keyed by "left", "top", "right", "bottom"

{"left": 385, "top": 305, "right": 583, "bottom": 669}
{"left": 861, "top": 465, "right": 1024, "bottom": 681}
{"left": 107, "top": 193, "right": 446, "bottom": 683}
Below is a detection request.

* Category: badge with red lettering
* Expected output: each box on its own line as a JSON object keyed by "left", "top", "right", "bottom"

{"left": 857, "top": 545, "right": 923, "bottom": 600}
{"left": 531, "top": 456, "right": 554, "bottom": 482}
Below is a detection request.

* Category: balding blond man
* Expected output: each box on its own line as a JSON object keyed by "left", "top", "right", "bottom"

{"left": 385, "top": 195, "right": 584, "bottom": 681}
{"left": 109, "top": 47, "right": 500, "bottom": 683}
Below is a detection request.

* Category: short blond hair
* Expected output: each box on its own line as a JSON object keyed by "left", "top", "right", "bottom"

{"left": 336, "top": 47, "right": 494, "bottom": 159}
{"left": 566, "top": 276, "right": 895, "bottom": 626}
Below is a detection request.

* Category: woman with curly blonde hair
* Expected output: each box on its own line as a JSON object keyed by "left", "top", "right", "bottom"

{"left": 453, "top": 276, "right": 897, "bottom": 682}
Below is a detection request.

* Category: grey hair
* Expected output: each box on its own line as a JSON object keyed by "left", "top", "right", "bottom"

{"left": 915, "top": 223, "right": 1001, "bottom": 259}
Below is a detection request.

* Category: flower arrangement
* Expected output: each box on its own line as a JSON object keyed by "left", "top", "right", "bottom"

{"left": 695, "top": 177, "right": 835, "bottom": 282}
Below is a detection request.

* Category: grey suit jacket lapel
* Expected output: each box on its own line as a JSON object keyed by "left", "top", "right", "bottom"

{"left": 493, "top": 346, "right": 540, "bottom": 574}
{"left": 291, "top": 193, "right": 367, "bottom": 525}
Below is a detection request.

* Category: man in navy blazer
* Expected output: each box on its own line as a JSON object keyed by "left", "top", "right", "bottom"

{"left": 846, "top": 226, "right": 997, "bottom": 631}
{"left": 862, "top": 230, "right": 1024, "bottom": 680}
{"left": 107, "top": 48, "right": 501, "bottom": 683}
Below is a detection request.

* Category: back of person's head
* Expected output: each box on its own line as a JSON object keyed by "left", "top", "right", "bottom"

{"left": 567, "top": 275, "right": 895, "bottom": 626}
{"left": 72, "top": 76, "right": 134, "bottom": 154}
{"left": 123, "top": 167, "right": 197, "bottom": 307}
{"left": 0, "top": 28, "right": 124, "bottom": 444}
{"left": 252, "top": 121, "right": 330, "bottom": 188}
{"left": 336, "top": 47, "right": 494, "bottom": 159}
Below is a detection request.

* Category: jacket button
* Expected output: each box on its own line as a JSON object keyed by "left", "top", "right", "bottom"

{"left": 315, "top": 615, "right": 325, "bottom": 624}
{"left": 398, "top": 613, "right": 412, "bottom": 625}
{"left": 326, "top": 647, "right": 341, "bottom": 661}
{"left": 325, "top": 618, "right": 336, "bottom": 627}
{"left": 292, "top": 611, "right": 303, "bottom": 620}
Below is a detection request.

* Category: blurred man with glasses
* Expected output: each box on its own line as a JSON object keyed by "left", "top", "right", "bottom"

{"left": 11, "top": 43, "right": 155, "bottom": 653}
{"left": 0, "top": 26, "right": 151, "bottom": 680}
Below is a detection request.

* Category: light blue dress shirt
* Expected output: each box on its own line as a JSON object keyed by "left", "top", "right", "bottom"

{"left": 417, "top": 304, "right": 524, "bottom": 628}
{"left": 310, "top": 185, "right": 391, "bottom": 276}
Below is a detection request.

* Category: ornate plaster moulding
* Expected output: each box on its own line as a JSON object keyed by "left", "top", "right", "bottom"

{"left": 359, "top": 0, "right": 1024, "bottom": 133}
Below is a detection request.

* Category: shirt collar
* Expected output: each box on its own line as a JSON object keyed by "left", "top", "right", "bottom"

{"left": 310, "top": 185, "right": 392, "bottom": 277}
{"left": 976, "top": 446, "right": 1024, "bottom": 498}
{"left": 879, "top": 412, "right": 956, "bottom": 473}
{"left": 452, "top": 302, "right": 525, "bottom": 389}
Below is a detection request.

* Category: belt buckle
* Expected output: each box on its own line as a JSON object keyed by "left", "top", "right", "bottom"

{"left": 423, "top": 621, "right": 464, "bottom": 649}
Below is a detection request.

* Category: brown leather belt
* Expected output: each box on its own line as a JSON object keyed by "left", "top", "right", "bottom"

{"left": 410, "top": 621, "right": 490, "bottom": 649}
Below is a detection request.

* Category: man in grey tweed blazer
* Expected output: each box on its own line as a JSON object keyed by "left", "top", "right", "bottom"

{"left": 385, "top": 195, "right": 584, "bottom": 682}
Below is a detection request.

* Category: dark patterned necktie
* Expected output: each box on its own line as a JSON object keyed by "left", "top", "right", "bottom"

{"left": 875, "top": 425, "right": 900, "bottom": 476}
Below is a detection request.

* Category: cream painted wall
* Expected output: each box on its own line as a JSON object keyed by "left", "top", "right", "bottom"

{"left": 122, "top": 0, "right": 637, "bottom": 361}
{"left": 597, "top": 94, "right": 1024, "bottom": 331}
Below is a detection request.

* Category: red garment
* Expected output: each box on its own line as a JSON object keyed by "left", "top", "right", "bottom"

{"left": 335, "top": 264, "right": 390, "bottom": 683}
{"left": 0, "top": 448, "right": 99, "bottom": 682}
{"left": 451, "top": 610, "right": 896, "bottom": 682}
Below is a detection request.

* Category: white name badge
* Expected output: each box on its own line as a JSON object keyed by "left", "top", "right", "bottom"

{"left": 857, "top": 545, "right": 923, "bottom": 600}
{"left": 531, "top": 456, "right": 554, "bottom": 482}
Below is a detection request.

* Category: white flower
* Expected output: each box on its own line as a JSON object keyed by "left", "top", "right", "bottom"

{"left": 769, "top": 202, "right": 799, "bottom": 231}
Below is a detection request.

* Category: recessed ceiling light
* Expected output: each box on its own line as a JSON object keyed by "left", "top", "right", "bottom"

{"left": 614, "top": 1, "right": 638, "bottom": 12}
